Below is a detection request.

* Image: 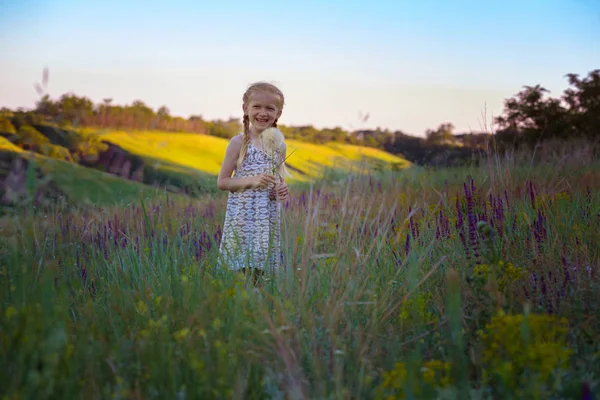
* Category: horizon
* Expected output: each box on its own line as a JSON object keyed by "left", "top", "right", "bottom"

{"left": 1, "top": 0, "right": 599, "bottom": 137}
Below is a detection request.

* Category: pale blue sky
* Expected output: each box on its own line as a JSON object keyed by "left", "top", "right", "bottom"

{"left": 1, "top": 0, "right": 598, "bottom": 135}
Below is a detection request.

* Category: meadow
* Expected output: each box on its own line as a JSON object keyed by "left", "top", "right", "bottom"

{"left": 95, "top": 130, "right": 410, "bottom": 198}
{"left": 97, "top": 130, "right": 409, "bottom": 179}
{"left": 2, "top": 127, "right": 408, "bottom": 207}
{"left": 1, "top": 139, "right": 599, "bottom": 399}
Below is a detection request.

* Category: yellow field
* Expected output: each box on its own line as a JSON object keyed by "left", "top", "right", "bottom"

{"left": 99, "top": 130, "right": 410, "bottom": 181}
{"left": 0, "top": 137, "right": 23, "bottom": 152}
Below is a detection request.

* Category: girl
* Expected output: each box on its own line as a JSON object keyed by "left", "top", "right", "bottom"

{"left": 217, "top": 81, "right": 290, "bottom": 285}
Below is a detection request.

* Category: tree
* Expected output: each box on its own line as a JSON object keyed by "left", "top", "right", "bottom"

{"left": 56, "top": 93, "right": 94, "bottom": 126}
{"left": 97, "top": 98, "right": 113, "bottom": 127}
{"left": 426, "top": 123, "right": 456, "bottom": 145}
{"left": 563, "top": 69, "right": 600, "bottom": 138}
{"left": 494, "top": 85, "right": 571, "bottom": 142}
{"left": 35, "top": 94, "right": 59, "bottom": 118}
{"left": 494, "top": 70, "right": 600, "bottom": 143}
{"left": 129, "top": 100, "right": 155, "bottom": 129}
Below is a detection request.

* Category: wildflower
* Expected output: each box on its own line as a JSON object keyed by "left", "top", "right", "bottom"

{"left": 473, "top": 260, "right": 527, "bottom": 291}
{"left": 260, "top": 127, "right": 284, "bottom": 154}
{"left": 260, "top": 127, "right": 292, "bottom": 178}
{"left": 398, "top": 292, "right": 437, "bottom": 325}
{"left": 325, "top": 257, "right": 337, "bottom": 267}
{"left": 174, "top": 328, "right": 190, "bottom": 342}
{"left": 380, "top": 362, "right": 407, "bottom": 393}
{"left": 136, "top": 300, "right": 148, "bottom": 315}
{"left": 5, "top": 306, "right": 17, "bottom": 320}
{"left": 478, "top": 313, "right": 572, "bottom": 393}
{"left": 375, "top": 359, "right": 452, "bottom": 399}
{"left": 421, "top": 360, "right": 451, "bottom": 386}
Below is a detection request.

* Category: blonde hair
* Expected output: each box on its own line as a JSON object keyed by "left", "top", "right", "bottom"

{"left": 236, "top": 82, "right": 285, "bottom": 171}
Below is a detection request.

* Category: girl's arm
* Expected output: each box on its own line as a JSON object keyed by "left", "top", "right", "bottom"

{"left": 217, "top": 135, "right": 277, "bottom": 192}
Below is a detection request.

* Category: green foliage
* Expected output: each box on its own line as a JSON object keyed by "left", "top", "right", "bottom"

{"left": 13, "top": 125, "right": 50, "bottom": 152}
{"left": 495, "top": 69, "right": 600, "bottom": 145}
{"left": 39, "top": 143, "right": 74, "bottom": 162}
{"left": 425, "top": 122, "right": 458, "bottom": 146}
{"left": 63, "top": 130, "right": 108, "bottom": 164}
{"left": 205, "top": 118, "right": 242, "bottom": 139}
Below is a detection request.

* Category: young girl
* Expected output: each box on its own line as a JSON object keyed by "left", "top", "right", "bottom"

{"left": 217, "top": 81, "right": 290, "bottom": 284}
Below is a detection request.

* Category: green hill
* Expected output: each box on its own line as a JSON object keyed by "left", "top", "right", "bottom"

{"left": 0, "top": 142, "right": 168, "bottom": 207}
{"left": 1, "top": 128, "right": 410, "bottom": 208}
{"left": 99, "top": 130, "right": 411, "bottom": 182}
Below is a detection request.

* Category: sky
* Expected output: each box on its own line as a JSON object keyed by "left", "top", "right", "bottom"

{"left": 1, "top": 0, "right": 599, "bottom": 136}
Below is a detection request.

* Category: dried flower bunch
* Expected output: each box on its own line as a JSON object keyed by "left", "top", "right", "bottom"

{"left": 260, "top": 127, "right": 292, "bottom": 178}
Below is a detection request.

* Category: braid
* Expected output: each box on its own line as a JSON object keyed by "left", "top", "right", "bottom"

{"left": 237, "top": 114, "right": 251, "bottom": 170}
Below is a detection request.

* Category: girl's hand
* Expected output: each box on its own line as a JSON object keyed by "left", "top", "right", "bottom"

{"left": 277, "top": 180, "right": 289, "bottom": 201}
{"left": 248, "top": 174, "right": 277, "bottom": 189}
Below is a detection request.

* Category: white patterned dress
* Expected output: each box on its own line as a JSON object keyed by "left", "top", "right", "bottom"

{"left": 218, "top": 134, "right": 282, "bottom": 273}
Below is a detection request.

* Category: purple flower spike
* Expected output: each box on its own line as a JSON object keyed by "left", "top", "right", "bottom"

{"left": 528, "top": 181, "right": 536, "bottom": 209}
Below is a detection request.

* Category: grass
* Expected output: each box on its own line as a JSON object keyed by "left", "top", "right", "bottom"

{"left": 36, "top": 156, "right": 172, "bottom": 206}
{"left": 1, "top": 142, "right": 599, "bottom": 399}
{"left": 0, "top": 145, "right": 173, "bottom": 207}
{"left": 97, "top": 130, "right": 411, "bottom": 182}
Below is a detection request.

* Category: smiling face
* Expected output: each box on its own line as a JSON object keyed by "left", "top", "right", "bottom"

{"left": 243, "top": 90, "right": 283, "bottom": 134}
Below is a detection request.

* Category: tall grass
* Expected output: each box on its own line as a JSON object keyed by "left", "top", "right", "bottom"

{"left": 1, "top": 141, "right": 599, "bottom": 399}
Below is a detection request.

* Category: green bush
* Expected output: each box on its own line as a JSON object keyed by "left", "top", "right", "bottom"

{"left": 14, "top": 125, "right": 50, "bottom": 151}
{"left": 65, "top": 131, "right": 108, "bottom": 163}
{"left": 39, "top": 143, "right": 75, "bottom": 162}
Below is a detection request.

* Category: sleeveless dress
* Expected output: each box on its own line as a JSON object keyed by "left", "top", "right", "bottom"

{"left": 218, "top": 134, "right": 282, "bottom": 273}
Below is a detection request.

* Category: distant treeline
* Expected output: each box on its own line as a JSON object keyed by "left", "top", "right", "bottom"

{"left": 1, "top": 68, "right": 598, "bottom": 167}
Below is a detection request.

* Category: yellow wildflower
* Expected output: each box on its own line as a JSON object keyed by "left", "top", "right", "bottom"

{"left": 136, "top": 301, "right": 148, "bottom": 315}
{"left": 174, "top": 328, "right": 190, "bottom": 342}
{"left": 398, "top": 293, "right": 437, "bottom": 325}
{"left": 421, "top": 360, "right": 451, "bottom": 386}
{"left": 375, "top": 359, "right": 452, "bottom": 399}
{"left": 478, "top": 313, "right": 572, "bottom": 392}
{"left": 473, "top": 260, "right": 526, "bottom": 291}
{"left": 5, "top": 306, "right": 17, "bottom": 320}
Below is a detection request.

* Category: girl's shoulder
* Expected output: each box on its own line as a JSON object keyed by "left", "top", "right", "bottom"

{"left": 231, "top": 132, "right": 244, "bottom": 143}
{"left": 229, "top": 132, "right": 244, "bottom": 144}
{"left": 224, "top": 133, "right": 244, "bottom": 156}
